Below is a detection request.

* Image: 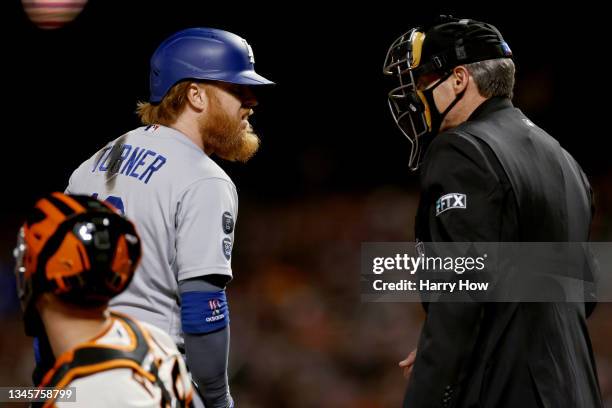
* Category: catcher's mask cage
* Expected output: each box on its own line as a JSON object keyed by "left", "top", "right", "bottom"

{"left": 383, "top": 28, "right": 430, "bottom": 170}
{"left": 14, "top": 193, "right": 142, "bottom": 336}
{"left": 383, "top": 17, "right": 513, "bottom": 170}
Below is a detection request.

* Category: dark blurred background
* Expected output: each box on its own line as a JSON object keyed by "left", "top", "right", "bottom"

{"left": 2, "top": 1, "right": 611, "bottom": 407}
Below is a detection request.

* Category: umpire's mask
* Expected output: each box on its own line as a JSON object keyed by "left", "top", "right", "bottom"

{"left": 383, "top": 16, "right": 513, "bottom": 170}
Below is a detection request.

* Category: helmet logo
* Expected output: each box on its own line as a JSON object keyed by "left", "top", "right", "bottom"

{"left": 243, "top": 39, "right": 255, "bottom": 64}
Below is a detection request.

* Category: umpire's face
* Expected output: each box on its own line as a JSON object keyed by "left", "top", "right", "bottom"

{"left": 417, "top": 66, "right": 471, "bottom": 132}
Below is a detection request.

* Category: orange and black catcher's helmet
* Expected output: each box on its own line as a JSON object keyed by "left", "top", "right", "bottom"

{"left": 14, "top": 193, "right": 141, "bottom": 336}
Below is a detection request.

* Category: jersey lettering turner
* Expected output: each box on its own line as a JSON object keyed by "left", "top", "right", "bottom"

{"left": 92, "top": 144, "right": 167, "bottom": 184}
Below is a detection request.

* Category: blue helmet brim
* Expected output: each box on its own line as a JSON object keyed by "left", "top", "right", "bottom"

{"left": 149, "top": 70, "right": 275, "bottom": 103}
{"left": 227, "top": 69, "right": 275, "bottom": 86}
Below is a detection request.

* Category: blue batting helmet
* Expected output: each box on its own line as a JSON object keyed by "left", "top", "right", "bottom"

{"left": 149, "top": 27, "right": 274, "bottom": 103}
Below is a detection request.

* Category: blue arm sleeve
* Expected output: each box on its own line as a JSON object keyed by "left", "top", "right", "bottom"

{"left": 180, "top": 277, "right": 232, "bottom": 408}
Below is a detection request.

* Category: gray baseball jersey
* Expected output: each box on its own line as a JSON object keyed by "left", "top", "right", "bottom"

{"left": 66, "top": 125, "right": 238, "bottom": 346}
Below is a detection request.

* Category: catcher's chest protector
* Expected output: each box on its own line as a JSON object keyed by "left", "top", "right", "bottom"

{"left": 36, "top": 313, "right": 191, "bottom": 408}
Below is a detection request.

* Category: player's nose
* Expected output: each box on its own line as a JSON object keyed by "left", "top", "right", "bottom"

{"left": 241, "top": 92, "right": 258, "bottom": 109}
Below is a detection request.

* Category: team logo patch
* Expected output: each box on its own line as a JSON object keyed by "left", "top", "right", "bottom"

{"left": 222, "top": 212, "right": 234, "bottom": 234}
{"left": 435, "top": 193, "right": 467, "bottom": 216}
{"left": 222, "top": 238, "right": 233, "bottom": 260}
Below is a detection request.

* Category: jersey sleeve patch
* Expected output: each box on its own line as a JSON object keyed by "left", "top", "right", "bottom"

{"left": 222, "top": 212, "right": 234, "bottom": 234}
{"left": 222, "top": 238, "right": 232, "bottom": 260}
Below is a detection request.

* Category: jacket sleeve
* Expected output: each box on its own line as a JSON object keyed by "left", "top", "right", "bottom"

{"left": 419, "top": 131, "right": 508, "bottom": 242}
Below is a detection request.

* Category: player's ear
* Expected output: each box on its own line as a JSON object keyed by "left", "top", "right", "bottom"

{"left": 186, "top": 82, "right": 207, "bottom": 111}
{"left": 452, "top": 66, "right": 470, "bottom": 95}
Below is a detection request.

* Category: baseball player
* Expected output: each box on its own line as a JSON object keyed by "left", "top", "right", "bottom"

{"left": 14, "top": 192, "right": 193, "bottom": 407}
{"left": 64, "top": 28, "right": 274, "bottom": 407}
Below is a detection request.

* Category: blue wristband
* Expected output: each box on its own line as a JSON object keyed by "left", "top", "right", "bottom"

{"left": 181, "top": 290, "right": 230, "bottom": 334}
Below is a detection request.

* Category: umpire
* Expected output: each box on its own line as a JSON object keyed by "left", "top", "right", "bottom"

{"left": 383, "top": 16, "right": 603, "bottom": 407}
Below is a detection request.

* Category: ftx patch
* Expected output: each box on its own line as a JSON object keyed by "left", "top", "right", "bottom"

{"left": 436, "top": 193, "right": 467, "bottom": 216}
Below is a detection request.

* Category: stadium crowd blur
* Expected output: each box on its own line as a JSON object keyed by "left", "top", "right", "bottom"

{"left": 2, "top": 2, "right": 611, "bottom": 407}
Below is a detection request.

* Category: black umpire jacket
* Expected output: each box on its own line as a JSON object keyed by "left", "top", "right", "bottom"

{"left": 404, "top": 97, "right": 602, "bottom": 408}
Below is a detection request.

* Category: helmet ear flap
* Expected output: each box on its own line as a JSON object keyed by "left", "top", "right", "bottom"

{"left": 108, "top": 232, "right": 141, "bottom": 293}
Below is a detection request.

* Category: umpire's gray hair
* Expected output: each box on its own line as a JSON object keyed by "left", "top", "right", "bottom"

{"left": 465, "top": 58, "right": 515, "bottom": 99}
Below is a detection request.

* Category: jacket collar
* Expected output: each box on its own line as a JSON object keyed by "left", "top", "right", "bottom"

{"left": 467, "top": 96, "right": 513, "bottom": 122}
